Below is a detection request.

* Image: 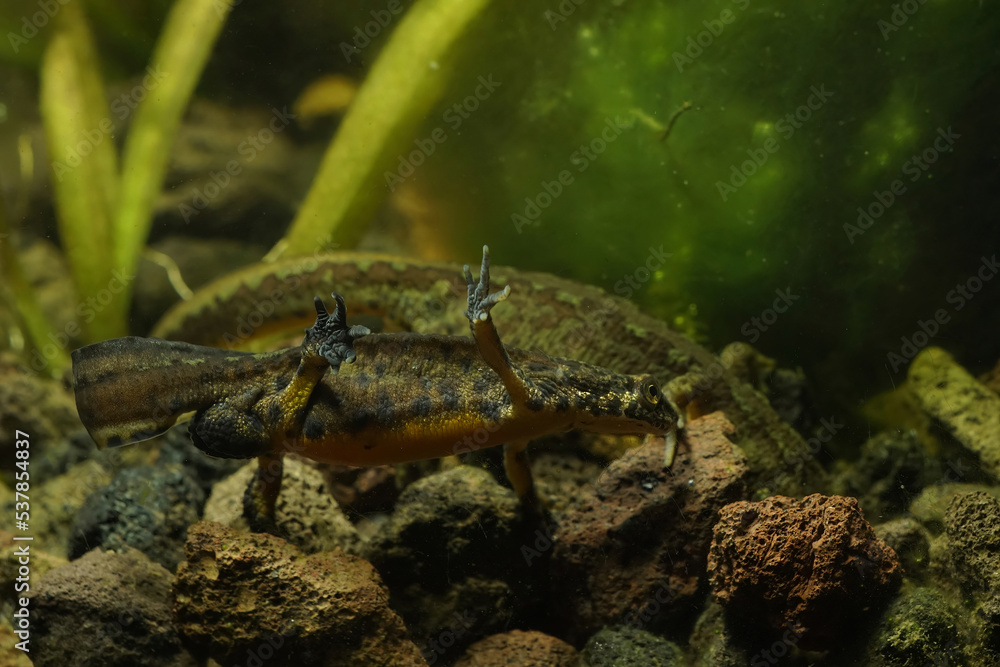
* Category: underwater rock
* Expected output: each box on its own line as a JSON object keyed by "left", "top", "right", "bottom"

{"left": 362, "top": 466, "right": 537, "bottom": 645}
{"left": 687, "top": 602, "right": 750, "bottom": 667}
{"left": 10, "top": 460, "right": 111, "bottom": 555}
{"left": 453, "top": 630, "right": 577, "bottom": 667}
{"left": 830, "top": 429, "right": 943, "bottom": 522}
{"left": 29, "top": 547, "right": 196, "bottom": 667}
{"left": 908, "top": 483, "right": 1000, "bottom": 533}
{"left": 202, "top": 457, "right": 360, "bottom": 554}
{"left": 707, "top": 493, "right": 902, "bottom": 650}
{"left": 864, "top": 586, "right": 968, "bottom": 667}
{"left": 323, "top": 463, "right": 399, "bottom": 517}
{"left": 0, "top": 353, "right": 88, "bottom": 481}
{"left": 549, "top": 412, "right": 749, "bottom": 642}
{"left": 944, "top": 491, "right": 1000, "bottom": 650}
{"left": 173, "top": 521, "right": 424, "bottom": 666}
{"left": 874, "top": 517, "right": 931, "bottom": 581}
{"left": 908, "top": 347, "right": 1000, "bottom": 479}
{"left": 69, "top": 464, "right": 204, "bottom": 570}
{"left": 944, "top": 491, "right": 1000, "bottom": 593}
{"left": 578, "top": 625, "right": 685, "bottom": 667}
{"left": 720, "top": 341, "right": 816, "bottom": 433}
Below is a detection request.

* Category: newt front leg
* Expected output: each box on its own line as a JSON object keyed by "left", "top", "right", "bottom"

{"left": 236, "top": 293, "right": 369, "bottom": 531}
{"left": 464, "top": 246, "right": 542, "bottom": 510}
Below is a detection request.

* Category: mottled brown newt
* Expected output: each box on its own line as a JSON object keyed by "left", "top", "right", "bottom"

{"left": 148, "top": 246, "right": 827, "bottom": 496}
{"left": 72, "top": 248, "right": 681, "bottom": 526}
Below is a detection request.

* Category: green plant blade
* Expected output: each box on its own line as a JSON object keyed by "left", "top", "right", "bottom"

{"left": 39, "top": 4, "right": 122, "bottom": 341}
{"left": 276, "top": 0, "right": 493, "bottom": 257}
{"left": 113, "top": 0, "right": 232, "bottom": 297}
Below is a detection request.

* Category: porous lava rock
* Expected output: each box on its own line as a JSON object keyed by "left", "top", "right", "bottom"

{"left": 550, "top": 412, "right": 750, "bottom": 642}
{"left": 707, "top": 493, "right": 902, "bottom": 650}
{"left": 29, "top": 547, "right": 195, "bottom": 667}
{"left": 454, "top": 630, "right": 577, "bottom": 667}
{"left": 173, "top": 521, "right": 425, "bottom": 666}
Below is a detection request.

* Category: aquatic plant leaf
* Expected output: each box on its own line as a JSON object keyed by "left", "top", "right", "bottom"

{"left": 275, "top": 0, "right": 493, "bottom": 257}
{"left": 39, "top": 4, "right": 122, "bottom": 341}
{"left": 112, "top": 0, "right": 232, "bottom": 304}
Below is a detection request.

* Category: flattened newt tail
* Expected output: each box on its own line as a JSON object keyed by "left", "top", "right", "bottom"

{"left": 71, "top": 247, "right": 682, "bottom": 531}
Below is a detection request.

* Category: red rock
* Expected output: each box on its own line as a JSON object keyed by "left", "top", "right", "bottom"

{"left": 173, "top": 521, "right": 426, "bottom": 666}
{"left": 549, "top": 412, "right": 750, "bottom": 642}
{"left": 454, "top": 630, "right": 577, "bottom": 667}
{"left": 707, "top": 494, "right": 902, "bottom": 650}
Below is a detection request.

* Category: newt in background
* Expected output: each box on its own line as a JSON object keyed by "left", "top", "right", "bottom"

{"left": 71, "top": 247, "right": 681, "bottom": 529}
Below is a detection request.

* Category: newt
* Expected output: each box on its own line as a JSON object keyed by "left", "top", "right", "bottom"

{"left": 149, "top": 246, "right": 828, "bottom": 497}
{"left": 72, "top": 247, "right": 681, "bottom": 527}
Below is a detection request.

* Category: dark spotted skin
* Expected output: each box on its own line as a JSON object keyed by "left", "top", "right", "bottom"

{"left": 72, "top": 333, "right": 677, "bottom": 465}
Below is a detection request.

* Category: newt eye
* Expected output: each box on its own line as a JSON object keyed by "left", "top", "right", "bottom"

{"left": 644, "top": 381, "right": 660, "bottom": 404}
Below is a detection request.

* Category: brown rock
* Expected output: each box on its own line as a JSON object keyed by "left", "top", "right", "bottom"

{"left": 550, "top": 412, "right": 750, "bottom": 642}
{"left": 707, "top": 494, "right": 902, "bottom": 650}
{"left": 29, "top": 547, "right": 195, "bottom": 667}
{"left": 454, "top": 630, "right": 577, "bottom": 667}
{"left": 173, "top": 521, "right": 425, "bottom": 666}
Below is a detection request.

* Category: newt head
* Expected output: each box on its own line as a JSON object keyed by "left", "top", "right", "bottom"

{"left": 519, "top": 356, "right": 681, "bottom": 439}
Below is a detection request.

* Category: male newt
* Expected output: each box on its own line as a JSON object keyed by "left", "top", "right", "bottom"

{"left": 149, "top": 247, "right": 828, "bottom": 496}
{"left": 72, "top": 247, "right": 681, "bottom": 527}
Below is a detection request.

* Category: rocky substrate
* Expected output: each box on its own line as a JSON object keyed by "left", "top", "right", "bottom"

{"left": 4, "top": 346, "right": 1000, "bottom": 665}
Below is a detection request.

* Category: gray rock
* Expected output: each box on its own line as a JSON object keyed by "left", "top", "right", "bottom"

{"left": 69, "top": 464, "right": 204, "bottom": 570}
{"left": 29, "top": 547, "right": 196, "bottom": 667}
{"left": 363, "top": 466, "right": 538, "bottom": 645}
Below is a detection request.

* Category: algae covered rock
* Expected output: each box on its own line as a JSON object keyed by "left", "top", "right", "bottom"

{"left": 69, "top": 463, "right": 204, "bottom": 570}
{"left": 579, "top": 625, "right": 685, "bottom": 667}
{"left": 707, "top": 493, "right": 902, "bottom": 650}
{"left": 908, "top": 347, "right": 1000, "bottom": 479}
{"left": 831, "top": 429, "right": 943, "bottom": 522}
{"left": 865, "top": 587, "right": 967, "bottom": 667}
{"left": 173, "top": 521, "right": 425, "bottom": 666}
{"left": 29, "top": 547, "right": 195, "bottom": 667}
{"left": 550, "top": 412, "right": 749, "bottom": 642}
